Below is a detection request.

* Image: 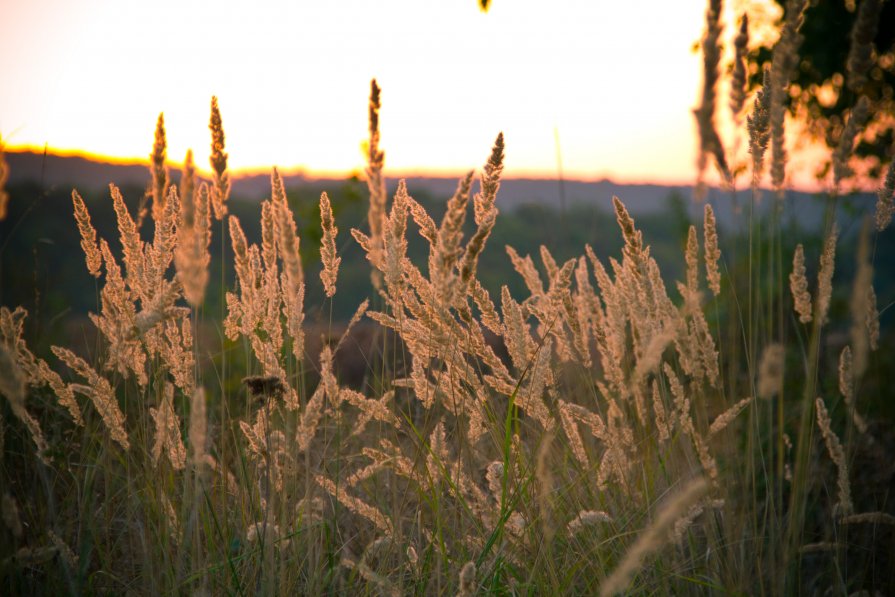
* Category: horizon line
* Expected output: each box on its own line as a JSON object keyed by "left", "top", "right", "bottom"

{"left": 4, "top": 144, "right": 857, "bottom": 195}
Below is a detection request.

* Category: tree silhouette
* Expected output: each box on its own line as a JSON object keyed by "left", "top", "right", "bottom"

{"left": 748, "top": 0, "right": 895, "bottom": 180}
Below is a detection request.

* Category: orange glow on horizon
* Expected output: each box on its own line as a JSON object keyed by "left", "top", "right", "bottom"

{"left": 2, "top": 142, "right": 718, "bottom": 188}
{"left": 5, "top": 142, "right": 846, "bottom": 194}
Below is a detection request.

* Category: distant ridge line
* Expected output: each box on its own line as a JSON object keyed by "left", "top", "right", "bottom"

{"left": 5, "top": 149, "right": 845, "bottom": 227}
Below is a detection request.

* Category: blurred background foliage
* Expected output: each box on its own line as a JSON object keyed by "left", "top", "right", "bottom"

{"left": 748, "top": 0, "right": 895, "bottom": 179}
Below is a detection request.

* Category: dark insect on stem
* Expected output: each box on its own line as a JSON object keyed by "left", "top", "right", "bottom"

{"left": 242, "top": 376, "right": 286, "bottom": 402}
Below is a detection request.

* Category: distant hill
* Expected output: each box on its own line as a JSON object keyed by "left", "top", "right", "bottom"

{"left": 2, "top": 149, "right": 890, "bottom": 331}
{"left": 6, "top": 149, "right": 871, "bottom": 229}
{"left": 6, "top": 151, "right": 157, "bottom": 192}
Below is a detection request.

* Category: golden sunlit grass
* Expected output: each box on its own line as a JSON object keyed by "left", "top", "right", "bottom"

{"left": 1, "top": 1, "right": 894, "bottom": 595}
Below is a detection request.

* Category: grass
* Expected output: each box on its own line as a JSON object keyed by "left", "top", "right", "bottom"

{"left": 1, "top": 2, "right": 894, "bottom": 595}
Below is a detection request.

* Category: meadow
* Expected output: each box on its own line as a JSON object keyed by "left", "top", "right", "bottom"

{"left": 1, "top": 1, "right": 894, "bottom": 595}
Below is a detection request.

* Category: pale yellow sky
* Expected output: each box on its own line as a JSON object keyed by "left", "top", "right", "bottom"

{"left": 1, "top": 0, "right": 794, "bottom": 185}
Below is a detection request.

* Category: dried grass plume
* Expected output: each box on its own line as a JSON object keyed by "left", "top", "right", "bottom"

{"left": 319, "top": 191, "right": 340, "bottom": 297}
{"left": 150, "top": 113, "right": 169, "bottom": 221}
{"left": 209, "top": 96, "right": 230, "bottom": 219}
{"left": 600, "top": 477, "right": 708, "bottom": 596}
{"left": 789, "top": 244, "right": 812, "bottom": 323}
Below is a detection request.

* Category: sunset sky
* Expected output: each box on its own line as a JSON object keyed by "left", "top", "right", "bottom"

{"left": 1, "top": 0, "right": 795, "bottom": 185}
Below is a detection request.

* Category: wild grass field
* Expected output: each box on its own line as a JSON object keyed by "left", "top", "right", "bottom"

{"left": 1, "top": 0, "right": 894, "bottom": 595}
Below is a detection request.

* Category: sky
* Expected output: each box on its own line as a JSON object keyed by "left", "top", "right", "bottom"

{"left": 1, "top": 0, "right": 793, "bottom": 186}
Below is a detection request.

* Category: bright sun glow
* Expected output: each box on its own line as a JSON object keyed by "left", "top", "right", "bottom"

{"left": 1, "top": 0, "right": 794, "bottom": 185}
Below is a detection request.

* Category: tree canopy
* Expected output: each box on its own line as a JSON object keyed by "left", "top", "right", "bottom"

{"left": 749, "top": 0, "right": 895, "bottom": 181}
